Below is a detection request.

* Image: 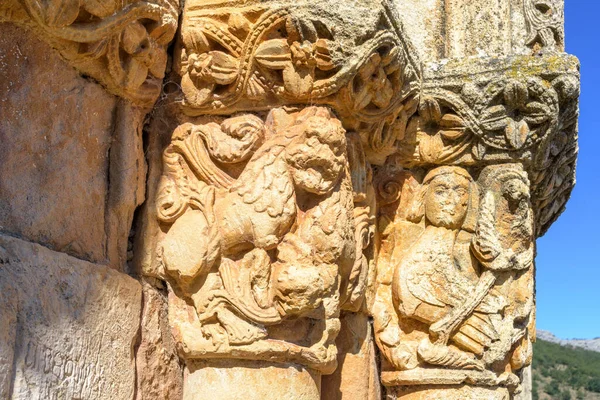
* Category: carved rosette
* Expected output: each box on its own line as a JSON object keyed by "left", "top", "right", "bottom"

{"left": 0, "top": 0, "right": 179, "bottom": 106}
{"left": 147, "top": 0, "right": 421, "bottom": 376}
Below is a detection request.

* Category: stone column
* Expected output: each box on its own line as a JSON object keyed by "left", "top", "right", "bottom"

{"left": 370, "top": 31, "right": 578, "bottom": 400}
{"left": 134, "top": 0, "right": 420, "bottom": 398}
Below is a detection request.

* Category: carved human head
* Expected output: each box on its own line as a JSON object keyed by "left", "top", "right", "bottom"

{"left": 410, "top": 166, "right": 478, "bottom": 230}
{"left": 285, "top": 107, "right": 347, "bottom": 195}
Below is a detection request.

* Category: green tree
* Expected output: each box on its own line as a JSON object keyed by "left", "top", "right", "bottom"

{"left": 532, "top": 375, "right": 540, "bottom": 400}
{"left": 546, "top": 380, "right": 560, "bottom": 396}
{"left": 586, "top": 377, "right": 600, "bottom": 393}
{"left": 559, "top": 388, "right": 572, "bottom": 400}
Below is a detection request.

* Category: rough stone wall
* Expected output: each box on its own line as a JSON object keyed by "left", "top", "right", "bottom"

{"left": 0, "top": 1, "right": 577, "bottom": 399}
{"left": 0, "top": 0, "right": 178, "bottom": 398}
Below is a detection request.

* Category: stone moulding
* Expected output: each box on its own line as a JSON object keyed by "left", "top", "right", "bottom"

{"left": 0, "top": 0, "right": 179, "bottom": 107}
{"left": 0, "top": 0, "right": 582, "bottom": 397}
{"left": 176, "top": 0, "right": 422, "bottom": 165}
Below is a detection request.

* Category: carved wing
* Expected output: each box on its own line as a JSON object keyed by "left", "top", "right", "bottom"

{"left": 406, "top": 270, "right": 447, "bottom": 308}
{"left": 472, "top": 191, "right": 503, "bottom": 264}
{"left": 232, "top": 137, "right": 297, "bottom": 218}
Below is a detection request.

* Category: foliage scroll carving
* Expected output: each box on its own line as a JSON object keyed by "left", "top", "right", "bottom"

{"left": 395, "top": 55, "right": 579, "bottom": 236}
{"left": 177, "top": 0, "right": 422, "bottom": 166}
{"left": 0, "top": 0, "right": 179, "bottom": 106}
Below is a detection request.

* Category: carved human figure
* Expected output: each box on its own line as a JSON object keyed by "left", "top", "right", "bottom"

{"left": 373, "top": 164, "right": 534, "bottom": 392}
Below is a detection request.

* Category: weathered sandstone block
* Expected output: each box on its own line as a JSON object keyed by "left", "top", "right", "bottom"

{"left": 0, "top": 23, "right": 115, "bottom": 262}
{"left": 0, "top": 234, "right": 141, "bottom": 399}
{"left": 135, "top": 279, "right": 184, "bottom": 400}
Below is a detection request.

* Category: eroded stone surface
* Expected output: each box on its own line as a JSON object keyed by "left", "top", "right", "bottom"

{"left": 0, "top": 0, "right": 179, "bottom": 107}
{"left": 132, "top": 0, "right": 578, "bottom": 399}
{"left": 0, "top": 22, "right": 115, "bottom": 263}
{"left": 105, "top": 102, "right": 148, "bottom": 269}
{"left": 373, "top": 164, "right": 536, "bottom": 398}
{"left": 394, "top": 0, "right": 564, "bottom": 61}
{"left": 135, "top": 278, "right": 183, "bottom": 400}
{"left": 0, "top": 273, "right": 17, "bottom": 399}
{"left": 387, "top": 385, "right": 510, "bottom": 400}
{"left": 0, "top": 234, "right": 141, "bottom": 400}
{"left": 183, "top": 360, "right": 321, "bottom": 400}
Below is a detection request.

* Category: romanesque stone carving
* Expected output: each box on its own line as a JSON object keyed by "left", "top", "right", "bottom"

{"left": 373, "top": 164, "right": 534, "bottom": 396}
{"left": 525, "top": 0, "right": 564, "bottom": 51}
{"left": 132, "top": 1, "right": 579, "bottom": 398}
{"left": 0, "top": 0, "right": 179, "bottom": 106}
{"left": 0, "top": 0, "right": 583, "bottom": 397}
{"left": 396, "top": 54, "right": 579, "bottom": 236}
{"left": 370, "top": 53, "right": 578, "bottom": 398}
{"left": 137, "top": 1, "right": 420, "bottom": 388}
{"left": 176, "top": 0, "right": 421, "bottom": 164}
{"left": 154, "top": 106, "right": 372, "bottom": 373}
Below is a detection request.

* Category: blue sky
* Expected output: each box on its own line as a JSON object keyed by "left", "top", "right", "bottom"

{"left": 535, "top": 0, "right": 600, "bottom": 339}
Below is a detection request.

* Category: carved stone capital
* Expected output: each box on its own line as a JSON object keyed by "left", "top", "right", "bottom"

{"left": 147, "top": 104, "right": 382, "bottom": 379}
{"left": 139, "top": 0, "right": 423, "bottom": 382}
{"left": 132, "top": 0, "right": 580, "bottom": 398}
{"left": 395, "top": 54, "right": 579, "bottom": 236}
{"left": 371, "top": 52, "right": 579, "bottom": 398}
{"left": 0, "top": 0, "right": 179, "bottom": 107}
{"left": 176, "top": 0, "right": 421, "bottom": 164}
{"left": 372, "top": 163, "right": 536, "bottom": 398}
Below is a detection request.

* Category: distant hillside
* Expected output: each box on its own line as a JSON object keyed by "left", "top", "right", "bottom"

{"left": 538, "top": 330, "right": 600, "bottom": 353}
{"left": 532, "top": 339, "right": 600, "bottom": 400}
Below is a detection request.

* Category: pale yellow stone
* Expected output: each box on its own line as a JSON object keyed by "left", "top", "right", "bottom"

{"left": 0, "top": 0, "right": 580, "bottom": 399}
{"left": 0, "top": 23, "right": 115, "bottom": 262}
{"left": 183, "top": 360, "right": 321, "bottom": 400}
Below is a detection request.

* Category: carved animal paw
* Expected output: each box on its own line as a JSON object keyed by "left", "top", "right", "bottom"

{"left": 216, "top": 307, "right": 268, "bottom": 345}
{"left": 418, "top": 339, "right": 485, "bottom": 371}
{"left": 384, "top": 343, "right": 419, "bottom": 370}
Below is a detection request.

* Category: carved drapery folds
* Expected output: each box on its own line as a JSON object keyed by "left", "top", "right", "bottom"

{"left": 0, "top": 0, "right": 179, "bottom": 106}
{"left": 0, "top": 0, "right": 580, "bottom": 396}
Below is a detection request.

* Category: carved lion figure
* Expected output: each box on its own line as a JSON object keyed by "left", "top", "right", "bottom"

{"left": 155, "top": 106, "right": 367, "bottom": 372}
